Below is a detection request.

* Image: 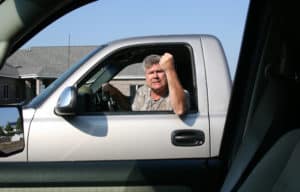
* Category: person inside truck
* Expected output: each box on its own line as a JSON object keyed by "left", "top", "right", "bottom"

{"left": 102, "top": 52, "right": 190, "bottom": 115}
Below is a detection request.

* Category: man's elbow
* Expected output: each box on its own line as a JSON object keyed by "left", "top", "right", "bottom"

{"left": 174, "top": 106, "right": 186, "bottom": 116}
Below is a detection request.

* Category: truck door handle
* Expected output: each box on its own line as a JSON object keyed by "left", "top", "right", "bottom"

{"left": 171, "top": 130, "right": 205, "bottom": 146}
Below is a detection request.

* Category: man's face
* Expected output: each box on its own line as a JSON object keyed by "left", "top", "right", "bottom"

{"left": 145, "top": 64, "right": 168, "bottom": 93}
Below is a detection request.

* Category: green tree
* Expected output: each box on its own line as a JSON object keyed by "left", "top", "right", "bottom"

{"left": 15, "top": 118, "right": 23, "bottom": 134}
{"left": 0, "top": 126, "right": 4, "bottom": 136}
{"left": 5, "top": 124, "right": 14, "bottom": 136}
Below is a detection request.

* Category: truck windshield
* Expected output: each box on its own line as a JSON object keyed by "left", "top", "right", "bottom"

{"left": 24, "top": 45, "right": 107, "bottom": 109}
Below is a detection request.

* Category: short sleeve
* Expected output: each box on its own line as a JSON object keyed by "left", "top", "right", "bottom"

{"left": 131, "top": 85, "right": 147, "bottom": 111}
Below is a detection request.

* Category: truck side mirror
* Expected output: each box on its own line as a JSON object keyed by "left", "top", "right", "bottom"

{"left": 0, "top": 106, "right": 25, "bottom": 156}
{"left": 54, "top": 86, "right": 77, "bottom": 116}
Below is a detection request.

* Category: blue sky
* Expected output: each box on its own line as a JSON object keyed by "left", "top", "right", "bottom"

{"left": 0, "top": 108, "right": 19, "bottom": 127}
{"left": 23, "top": 0, "right": 249, "bottom": 78}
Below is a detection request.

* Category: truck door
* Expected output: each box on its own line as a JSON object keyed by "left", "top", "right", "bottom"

{"left": 26, "top": 38, "right": 221, "bottom": 191}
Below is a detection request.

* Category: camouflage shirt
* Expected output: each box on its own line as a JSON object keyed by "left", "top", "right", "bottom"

{"left": 131, "top": 85, "right": 190, "bottom": 112}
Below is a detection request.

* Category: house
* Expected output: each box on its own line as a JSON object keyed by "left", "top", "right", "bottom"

{"left": 0, "top": 46, "right": 145, "bottom": 104}
{"left": 0, "top": 62, "right": 24, "bottom": 104}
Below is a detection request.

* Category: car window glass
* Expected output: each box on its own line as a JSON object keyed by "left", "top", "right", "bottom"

{"left": 0, "top": 1, "right": 249, "bottom": 107}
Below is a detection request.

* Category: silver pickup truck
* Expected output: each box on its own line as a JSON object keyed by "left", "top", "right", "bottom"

{"left": 0, "top": 34, "right": 231, "bottom": 162}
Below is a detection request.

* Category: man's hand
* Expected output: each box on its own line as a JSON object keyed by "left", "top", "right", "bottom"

{"left": 101, "top": 83, "right": 131, "bottom": 111}
{"left": 159, "top": 53, "right": 175, "bottom": 72}
{"left": 102, "top": 83, "right": 117, "bottom": 96}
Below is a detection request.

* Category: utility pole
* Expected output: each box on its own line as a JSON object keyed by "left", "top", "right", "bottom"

{"left": 68, "top": 33, "right": 71, "bottom": 68}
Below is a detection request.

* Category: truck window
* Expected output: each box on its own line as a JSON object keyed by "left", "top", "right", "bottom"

{"left": 77, "top": 44, "right": 198, "bottom": 114}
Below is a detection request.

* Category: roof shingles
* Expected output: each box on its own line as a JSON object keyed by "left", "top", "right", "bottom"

{"left": 1, "top": 46, "right": 145, "bottom": 79}
{"left": 5, "top": 46, "right": 97, "bottom": 78}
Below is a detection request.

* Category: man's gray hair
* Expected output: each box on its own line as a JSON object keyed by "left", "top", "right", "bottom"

{"left": 143, "top": 54, "right": 161, "bottom": 70}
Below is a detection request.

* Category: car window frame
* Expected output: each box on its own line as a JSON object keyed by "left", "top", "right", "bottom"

{"left": 75, "top": 42, "right": 198, "bottom": 115}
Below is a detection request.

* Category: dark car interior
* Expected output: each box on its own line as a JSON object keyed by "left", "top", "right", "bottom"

{"left": 219, "top": 0, "right": 300, "bottom": 191}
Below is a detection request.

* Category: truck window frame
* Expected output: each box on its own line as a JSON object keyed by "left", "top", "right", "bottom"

{"left": 76, "top": 43, "right": 198, "bottom": 115}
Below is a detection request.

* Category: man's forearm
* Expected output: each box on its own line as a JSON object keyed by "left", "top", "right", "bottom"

{"left": 103, "top": 83, "right": 130, "bottom": 111}
{"left": 110, "top": 89, "right": 131, "bottom": 111}
{"left": 165, "top": 69, "right": 187, "bottom": 115}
